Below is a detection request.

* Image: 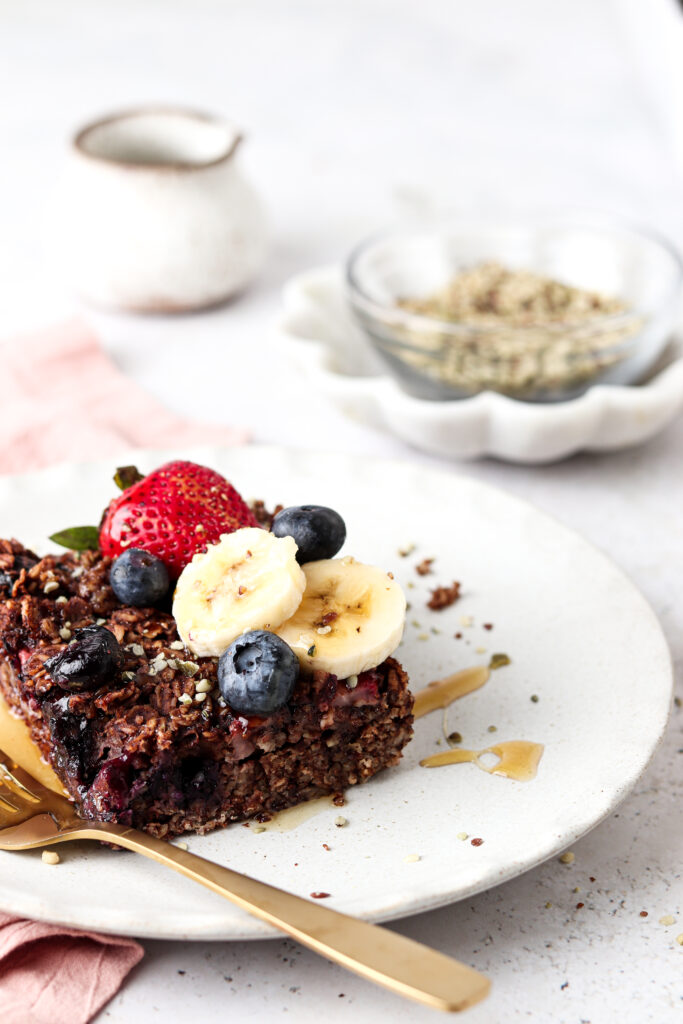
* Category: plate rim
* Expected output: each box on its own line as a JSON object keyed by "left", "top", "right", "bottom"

{"left": 0, "top": 444, "right": 673, "bottom": 940}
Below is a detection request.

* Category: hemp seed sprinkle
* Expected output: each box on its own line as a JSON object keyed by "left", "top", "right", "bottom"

{"left": 43, "top": 581, "right": 59, "bottom": 594}
{"left": 559, "top": 852, "right": 575, "bottom": 865}
{"left": 334, "top": 816, "right": 348, "bottom": 828}
{"left": 404, "top": 854, "right": 421, "bottom": 863}
{"left": 42, "top": 850, "right": 60, "bottom": 865}
{"left": 396, "top": 262, "right": 636, "bottom": 397}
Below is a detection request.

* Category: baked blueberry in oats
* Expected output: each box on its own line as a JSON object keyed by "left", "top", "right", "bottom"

{"left": 0, "top": 461, "right": 413, "bottom": 838}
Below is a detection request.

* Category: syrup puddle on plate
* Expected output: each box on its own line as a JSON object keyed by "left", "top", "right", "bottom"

{"left": 413, "top": 665, "right": 544, "bottom": 781}
{"left": 420, "top": 740, "right": 544, "bottom": 781}
{"left": 246, "top": 795, "right": 336, "bottom": 832}
{"left": 413, "top": 665, "right": 490, "bottom": 719}
{"left": 0, "top": 692, "right": 66, "bottom": 794}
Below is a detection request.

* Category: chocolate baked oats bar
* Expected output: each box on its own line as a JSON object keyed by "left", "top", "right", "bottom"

{"left": 0, "top": 540, "right": 413, "bottom": 838}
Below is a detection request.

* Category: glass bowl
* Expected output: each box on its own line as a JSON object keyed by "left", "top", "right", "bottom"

{"left": 346, "top": 217, "right": 683, "bottom": 402}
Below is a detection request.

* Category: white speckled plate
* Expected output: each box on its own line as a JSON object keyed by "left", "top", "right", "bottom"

{"left": 0, "top": 446, "right": 672, "bottom": 939}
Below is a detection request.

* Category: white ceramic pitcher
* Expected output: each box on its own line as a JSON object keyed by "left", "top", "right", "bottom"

{"left": 55, "top": 107, "right": 267, "bottom": 312}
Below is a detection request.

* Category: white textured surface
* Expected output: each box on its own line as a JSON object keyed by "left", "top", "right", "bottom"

{"left": 0, "top": 1, "right": 681, "bottom": 1022}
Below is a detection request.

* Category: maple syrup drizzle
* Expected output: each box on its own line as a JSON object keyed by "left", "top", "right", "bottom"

{"left": 420, "top": 741, "right": 544, "bottom": 781}
{"left": 0, "top": 692, "right": 66, "bottom": 794}
{"left": 250, "top": 795, "right": 335, "bottom": 832}
{"left": 413, "top": 666, "right": 490, "bottom": 719}
{"left": 413, "top": 666, "right": 543, "bottom": 782}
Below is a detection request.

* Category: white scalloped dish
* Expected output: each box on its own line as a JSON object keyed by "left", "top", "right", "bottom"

{"left": 277, "top": 267, "right": 683, "bottom": 463}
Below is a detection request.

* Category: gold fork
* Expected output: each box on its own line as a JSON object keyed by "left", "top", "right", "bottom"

{"left": 0, "top": 747, "right": 489, "bottom": 1013}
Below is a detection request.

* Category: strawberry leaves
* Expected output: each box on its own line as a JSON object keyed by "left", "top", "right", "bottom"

{"left": 113, "top": 465, "right": 145, "bottom": 491}
{"left": 49, "top": 526, "right": 100, "bottom": 551}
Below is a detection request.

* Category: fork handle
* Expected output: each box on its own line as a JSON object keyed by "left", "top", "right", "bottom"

{"left": 71, "top": 822, "right": 489, "bottom": 1013}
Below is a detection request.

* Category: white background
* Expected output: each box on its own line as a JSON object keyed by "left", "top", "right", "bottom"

{"left": 0, "top": 1, "right": 682, "bottom": 1021}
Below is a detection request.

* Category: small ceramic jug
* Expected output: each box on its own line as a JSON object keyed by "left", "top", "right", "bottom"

{"left": 55, "top": 107, "right": 267, "bottom": 312}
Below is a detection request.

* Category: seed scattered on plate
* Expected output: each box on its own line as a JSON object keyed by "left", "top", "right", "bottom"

{"left": 398, "top": 543, "right": 415, "bottom": 557}
{"left": 659, "top": 915, "right": 675, "bottom": 926}
{"left": 42, "top": 850, "right": 60, "bottom": 865}
{"left": 175, "top": 841, "right": 188, "bottom": 851}
{"left": 531, "top": 694, "right": 539, "bottom": 703}
{"left": 470, "top": 837, "right": 484, "bottom": 847}
{"left": 459, "top": 615, "right": 473, "bottom": 628}
{"left": 252, "top": 826, "right": 266, "bottom": 834}
{"left": 675, "top": 934, "right": 683, "bottom": 945}
{"left": 559, "top": 852, "right": 575, "bottom": 865}
{"left": 487, "top": 725, "right": 497, "bottom": 733}
{"left": 404, "top": 854, "right": 421, "bottom": 863}
{"left": 457, "top": 832, "right": 468, "bottom": 841}
{"left": 334, "top": 816, "right": 348, "bottom": 828}
{"left": 489, "top": 653, "right": 511, "bottom": 670}
{"left": 640, "top": 910, "right": 648, "bottom": 918}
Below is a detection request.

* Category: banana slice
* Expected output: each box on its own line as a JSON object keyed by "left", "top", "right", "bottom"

{"left": 173, "top": 528, "right": 306, "bottom": 657}
{"left": 276, "top": 556, "right": 406, "bottom": 678}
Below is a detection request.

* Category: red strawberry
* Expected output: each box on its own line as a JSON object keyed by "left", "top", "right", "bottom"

{"left": 99, "top": 461, "right": 258, "bottom": 578}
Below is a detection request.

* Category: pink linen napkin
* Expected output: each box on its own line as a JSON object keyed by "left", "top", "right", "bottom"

{"left": 0, "top": 318, "right": 247, "bottom": 472}
{"left": 0, "top": 912, "right": 144, "bottom": 1024}
{"left": 0, "top": 319, "right": 248, "bottom": 1020}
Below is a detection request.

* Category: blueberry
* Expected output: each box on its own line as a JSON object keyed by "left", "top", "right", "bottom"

{"left": 272, "top": 505, "right": 346, "bottom": 564}
{"left": 110, "top": 548, "right": 170, "bottom": 606}
{"left": 45, "top": 625, "right": 124, "bottom": 693}
{"left": 218, "top": 630, "right": 299, "bottom": 716}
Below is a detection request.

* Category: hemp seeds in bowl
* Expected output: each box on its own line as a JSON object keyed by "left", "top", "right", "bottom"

{"left": 346, "top": 219, "right": 683, "bottom": 402}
